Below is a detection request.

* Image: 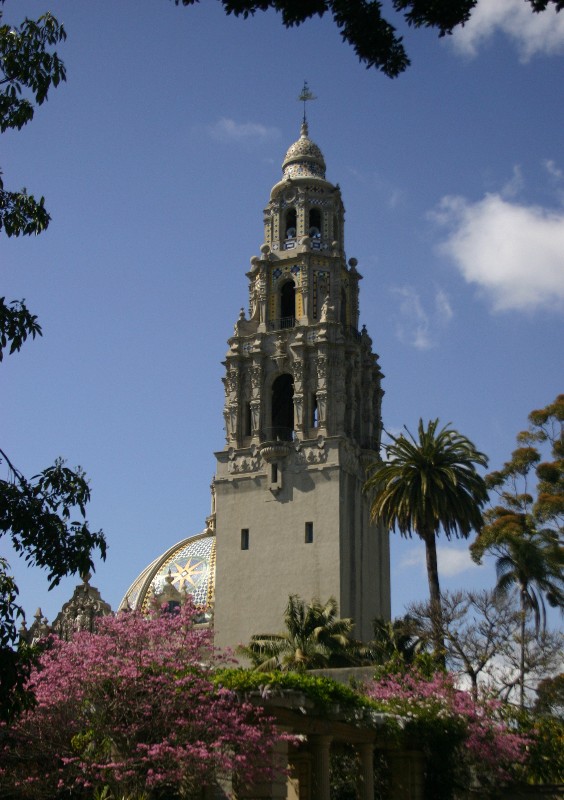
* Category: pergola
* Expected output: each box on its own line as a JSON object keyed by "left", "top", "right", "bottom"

{"left": 212, "top": 686, "right": 425, "bottom": 800}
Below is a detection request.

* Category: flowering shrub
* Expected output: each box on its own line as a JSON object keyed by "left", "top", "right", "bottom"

{"left": 0, "top": 604, "right": 283, "bottom": 800}
{"left": 364, "top": 669, "right": 529, "bottom": 800}
{"left": 213, "top": 667, "right": 374, "bottom": 711}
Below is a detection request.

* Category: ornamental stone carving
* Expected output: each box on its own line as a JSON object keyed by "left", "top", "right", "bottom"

{"left": 292, "top": 359, "right": 305, "bottom": 385}
{"left": 340, "top": 442, "right": 365, "bottom": 479}
{"left": 316, "top": 355, "right": 328, "bottom": 382}
{"left": 228, "top": 446, "right": 261, "bottom": 474}
{"left": 51, "top": 573, "right": 112, "bottom": 641}
{"left": 225, "top": 369, "right": 239, "bottom": 395}
{"left": 259, "top": 441, "right": 293, "bottom": 462}
{"left": 294, "top": 436, "right": 327, "bottom": 467}
{"left": 250, "top": 364, "right": 263, "bottom": 391}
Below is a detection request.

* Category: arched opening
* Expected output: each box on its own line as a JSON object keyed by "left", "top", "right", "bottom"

{"left": 285, "top": 208, "right": 297, "bottom": 239}
{"left": 311, "top": 394, "right": 318, "bottom": 428}
{"left": 244, "top": 402, "right": 252, "bottom": 437}
{"left": 271, "top": 374, "right": 294, "bottom": 440}
{"left": 280, "top": 280, "right": 296, "bottom": 324}
{"left": 309, "top": 208, "right": 321, "bottom": 238}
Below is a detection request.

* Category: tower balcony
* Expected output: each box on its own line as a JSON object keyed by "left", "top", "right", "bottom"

{"left": 261, "top": 426, "right": 295, "bottom": 444}
{"left": 268, "top": 316, "right": 297, "bottom": 332}
{"left": 258, "top": 429, "right": 295, "bottom": 462}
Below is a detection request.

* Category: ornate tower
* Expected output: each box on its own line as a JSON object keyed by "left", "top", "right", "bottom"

{"left": 213, "top": 121, "right": 390, "bottom": 649}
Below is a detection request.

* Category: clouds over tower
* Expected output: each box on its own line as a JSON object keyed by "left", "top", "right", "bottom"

{"left": 434, "top": 191, "right": 564, "bottom": 314}
{"left": 451, "top": 0, "right": 564, "bottom": 60}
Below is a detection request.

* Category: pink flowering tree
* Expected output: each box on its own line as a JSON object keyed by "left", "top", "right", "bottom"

{"left": 365, "top": 668, "right": 529, "bottom": 800}
{"left": 0, "top": 604, "right": 283, "bottom": 800}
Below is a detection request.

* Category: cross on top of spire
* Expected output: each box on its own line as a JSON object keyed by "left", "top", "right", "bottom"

{"left": 298, "top": 81, "right": 317, "bottom": 128}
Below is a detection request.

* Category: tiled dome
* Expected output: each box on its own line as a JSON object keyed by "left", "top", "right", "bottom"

{"left": 282, "top": 121, "right": 326, "bottom": 179}
{"left": 119, "top": 531, "right": 215, "bottom": 618}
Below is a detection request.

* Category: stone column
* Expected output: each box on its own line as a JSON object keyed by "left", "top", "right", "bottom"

{"left": 387, "top": 749, "right": 425, "bottom": 800}
{"left": 238, "top": 736, "right": 289, "bottom": 799}
{"left": 357, "top": 742, "right": 375, "bottom": 800}
{"left": 310, "top": 735, "right": 332, "bottom": 800}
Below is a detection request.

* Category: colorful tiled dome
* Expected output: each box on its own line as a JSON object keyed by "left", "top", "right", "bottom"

{"left": 282, "top": 121, "right": 326, "bottom": 179}
{"left": 119, "top": 531, "right": 215, "bottom": 619}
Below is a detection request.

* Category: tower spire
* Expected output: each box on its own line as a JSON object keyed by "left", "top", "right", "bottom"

{"left": 298, "top": 80, "right": 316, "bottom": 131}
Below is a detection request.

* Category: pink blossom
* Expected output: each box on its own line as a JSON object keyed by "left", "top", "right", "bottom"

{"left": 365, "top": 668, "right": 529, "bottom": 786}
{"left": 0, "top": 603, "right": 283, "bottom": 799}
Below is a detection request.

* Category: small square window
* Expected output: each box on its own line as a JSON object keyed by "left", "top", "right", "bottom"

{"left": 305, "top": 522, "right": 313, "bottom": 544}
{"left": 241, "top": 528, "right": 249, "bottom": 550}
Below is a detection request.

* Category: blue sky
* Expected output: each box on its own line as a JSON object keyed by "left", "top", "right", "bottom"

{"left": 3, "top": 1, "right": 564, "bottom": 631}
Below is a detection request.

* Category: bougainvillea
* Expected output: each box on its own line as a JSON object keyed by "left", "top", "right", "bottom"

{"left": 0, "top": 604, "right": 283, "bottom": 799}
{"left": 364, "top": 669, "right": 529, "bottom": 800}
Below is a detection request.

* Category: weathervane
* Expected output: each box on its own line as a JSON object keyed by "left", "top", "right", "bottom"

{"left": 298, "top": 81, "right": 317, "bottom": 125}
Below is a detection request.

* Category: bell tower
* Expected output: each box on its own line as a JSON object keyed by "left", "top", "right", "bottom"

{"left": 213, "top": 119, "right": 390, "bottom": 649}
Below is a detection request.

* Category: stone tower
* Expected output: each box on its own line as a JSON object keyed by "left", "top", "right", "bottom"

{"left": 213, "top": 121, "right": 390, "bottom": 649}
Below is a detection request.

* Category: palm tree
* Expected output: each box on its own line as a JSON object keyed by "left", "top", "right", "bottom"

{"left": 369, "top": 615, "right": 425, "bottom": 668}
{"left": 472, "top": 523, "right": 564, "bottom": 707}
{"left": 364, "top": 419, "right": 488, "bottom": 661}
{"left": 238, "top": 595, "right": 362, "bottom": 672}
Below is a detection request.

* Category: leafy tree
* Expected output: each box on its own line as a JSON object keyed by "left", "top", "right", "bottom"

{"left": 471, "top": 395, "right": 564, "bottom": 707}
{"left": 368, "top": 614, "right": 424, "bottom": 668}
{"left": 0, "top": 451, "right": 106, "bottom": 721}
{"left": 364, "top": 419, "right": 488, "bottom": 661}
{"left": 173, "top": 0, "right": 564, "bottom": 77}
{"left": 365, "top": 667, "right": 529, "bottom": 800}
{"left": 0, "top": 3, "right": 62, "bottom": 370}
{"left": 473, "top": 529, "right": 563, "bottom": 708}
{"left": 408, "top": 590, "right": 518, "bottom": 701}
{"left": 408, "top": 590, "right": 563, "bottom": 705}
{"left": 1, "top": 5, "right": 106, "bottom": 722}
{"left": 0, "top": 4, "right": 66, "bottom": 235}
{"left": 238, "top": 594, "right": 363, "bottom": 671}
{"left": 534, "top": 672, "right": 564, "bottom": 719}
{"left": 0, "top": 604, "right": 283, "bottom": 800}
{"left": 504, "top": 706, "right": 564, "bottom": 785}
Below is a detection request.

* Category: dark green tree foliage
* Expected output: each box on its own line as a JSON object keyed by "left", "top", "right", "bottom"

{"left": 534, "top": 672, "right": 564, "bottom": 719}
{"left": 364, "top": 419, "right": 488, "bottom": 662}
{"left": 174, "top": 0, "right": 563, "bottom": 76}
{"left": 0, "top": 6, "right": 66, "bottom": 235}
{"left": 369, "top": 614, "right": 424, "bottom": 668}
{"left": 1, "top": 452, "right": 106, "bottom": 591}
{"left": 0, "top": 3, "right": 106, "bottom": 722}
{"left": 0, "top": 298, "right": 41, "bottom": 361}
{"left": 0, "top": 451, "right": 106, "bottom": 722}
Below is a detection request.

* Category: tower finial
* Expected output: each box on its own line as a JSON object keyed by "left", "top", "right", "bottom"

{"left": 298, "top": 81, "right": 317, "bottom": 130}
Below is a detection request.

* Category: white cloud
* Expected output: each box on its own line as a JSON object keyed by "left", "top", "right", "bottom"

{"left": 434, "top": 192, "right": 564, "bottom": 313}
{"left": 209, "top": 117, "right": 280, "bottom": 143}
{"left": 544, "top": 159, "right": 564, "bottom": 204}
{"left": 451, "top": 0, "right": 564, "bottom": 60}
{"left": 437, "top": 547, "right": 479, "bottom": 578}
{"left": 400, "top": 546, "right": 478, "bottom": 578}
{"left": 393, "top": 286, "right": 432, "bottom": 349}
{"left": 435, "top": 289, "right": 453, "bottom": 323}
{"left": 347, "top": 168, "right": 406, "bottom": 208}
{"left": 399, "top": 550, "right": 425, "bottom": 571}
{"left": 393, "top": 286, "right": 453, "bottom": 349}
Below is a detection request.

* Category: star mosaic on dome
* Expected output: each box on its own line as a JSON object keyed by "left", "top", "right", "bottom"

{"left": 168, "top": 556, "right": 208, "bottom": 589}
